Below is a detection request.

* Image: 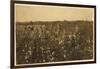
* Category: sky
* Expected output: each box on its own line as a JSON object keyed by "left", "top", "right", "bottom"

{"left": 15, "top": 4, "right": 94, "bottom": 22}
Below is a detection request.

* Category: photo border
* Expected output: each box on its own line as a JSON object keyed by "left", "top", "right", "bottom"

{"left": 10, "top": 0, "right": 96, "bottom": 69}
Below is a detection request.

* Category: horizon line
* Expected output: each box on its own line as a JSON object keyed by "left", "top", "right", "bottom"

{"left": 16, "top": 20, "right": 93, "bottom": 23}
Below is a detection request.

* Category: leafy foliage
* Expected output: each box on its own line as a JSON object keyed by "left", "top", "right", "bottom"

{"left": 16, "top": 21, "right": 93, "bottom": 64}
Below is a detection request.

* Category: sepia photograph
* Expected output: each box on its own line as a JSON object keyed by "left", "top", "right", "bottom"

{"left": 11, "top": 0, "right": 96, "bottom": 68}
